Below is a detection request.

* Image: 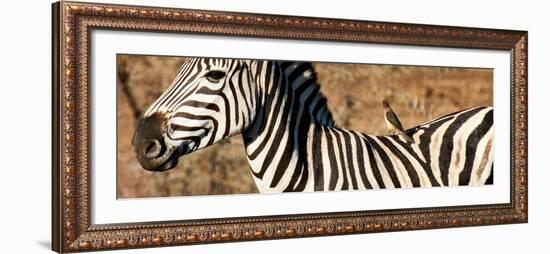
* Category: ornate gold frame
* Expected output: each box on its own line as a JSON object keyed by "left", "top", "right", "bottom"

{"left": 52, "top": 1, "right": 528, "bottom": 252}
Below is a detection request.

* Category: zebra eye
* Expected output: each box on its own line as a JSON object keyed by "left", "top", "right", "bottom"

{"left": 204, "top": 70, "right": 226, "bottom": 83}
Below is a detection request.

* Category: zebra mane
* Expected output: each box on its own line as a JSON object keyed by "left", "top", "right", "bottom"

{"left": 278, "top": 61, "right": 336, "bottom": 127}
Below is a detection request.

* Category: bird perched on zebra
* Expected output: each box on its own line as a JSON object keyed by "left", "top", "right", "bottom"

{"left": 382, "top": 99, "right": 414, "bottom": 143}
{"left": 132, "top": 57, "right": 494, "bottom": 193}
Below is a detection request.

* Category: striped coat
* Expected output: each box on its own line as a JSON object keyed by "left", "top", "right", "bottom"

{"left": 242, "top": 61, "right": 493, "bottom": 192}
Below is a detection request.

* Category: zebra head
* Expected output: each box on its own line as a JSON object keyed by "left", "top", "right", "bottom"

{"left": 132, "top": 57, "right": 259, "bottom": 171}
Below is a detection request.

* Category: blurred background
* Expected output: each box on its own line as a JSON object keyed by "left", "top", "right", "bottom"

{"left": 117, "top": 55, "right": 492, "bottom": 198}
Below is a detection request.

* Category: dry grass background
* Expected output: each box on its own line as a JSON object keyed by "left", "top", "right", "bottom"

{"left": 117, "top": 55, "right": 492, "bottom": 198}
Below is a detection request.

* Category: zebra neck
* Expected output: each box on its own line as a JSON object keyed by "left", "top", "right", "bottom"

{"left": 241, "top": 61, "right": 335, "bottom": 192}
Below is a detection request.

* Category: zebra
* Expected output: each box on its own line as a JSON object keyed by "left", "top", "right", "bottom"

{"left": 132, "top": 57, "right": 494, "bottom": 193}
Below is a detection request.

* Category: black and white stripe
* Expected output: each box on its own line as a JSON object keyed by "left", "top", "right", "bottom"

{"left": 141, "top": 57, "right": 494, "bottom": 193}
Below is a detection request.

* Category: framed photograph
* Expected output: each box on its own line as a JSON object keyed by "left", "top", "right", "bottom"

{"left": 52, "top": 1, "right": 528, "bottom": 252}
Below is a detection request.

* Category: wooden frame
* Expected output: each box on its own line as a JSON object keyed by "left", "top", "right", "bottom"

{"left": 52, "top": 1, "right": 528, "bottom": 252}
